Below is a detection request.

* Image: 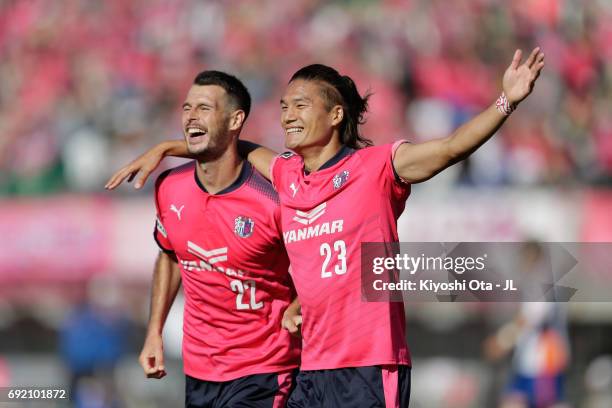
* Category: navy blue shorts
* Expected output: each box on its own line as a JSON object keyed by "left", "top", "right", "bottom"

{"left": 185, "top": 370, "right": 296, "bottom": 408}
{"left": 287, "top": 365, "right": 411, "bottom": 408}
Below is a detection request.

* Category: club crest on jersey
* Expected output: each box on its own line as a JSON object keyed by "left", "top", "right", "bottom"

{"left": 333, "top": 170, "right": 350, "bottom": 189}
{"left": 234, "top": 216, "right": 255, "bottom": 238}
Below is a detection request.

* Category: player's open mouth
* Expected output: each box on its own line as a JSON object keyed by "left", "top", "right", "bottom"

{"left": 187, "top": 127, "right": 208, "bottom": 144}
{"left": 285, "top": 127, "right": 303, "bottom": 135}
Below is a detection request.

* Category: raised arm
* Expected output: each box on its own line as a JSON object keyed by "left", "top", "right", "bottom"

{"left": 393, "top": 47, "right": 545, "bottom": 183}
{"left": 105, "top": 139, "right": 278, "bottom": 189}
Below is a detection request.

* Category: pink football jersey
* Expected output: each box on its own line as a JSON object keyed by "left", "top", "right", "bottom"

{"left": 270, "top": 142, "right": 411, "bottom": 370}
{"left": 154, "top": 161, "right": 300, "bottom": 381}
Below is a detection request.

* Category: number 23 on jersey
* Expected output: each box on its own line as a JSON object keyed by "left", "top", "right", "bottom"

{"left": 320, "top": 240, "right": 347, "bottom": 278}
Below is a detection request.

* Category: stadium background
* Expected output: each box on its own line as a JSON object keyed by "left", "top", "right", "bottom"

{"left": 1, "top": 0, "right": 612, "bottom": 407}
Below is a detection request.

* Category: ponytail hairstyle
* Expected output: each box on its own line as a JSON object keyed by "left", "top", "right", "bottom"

{"left": 290, "top": 64, "right": 373, "bottom": 149}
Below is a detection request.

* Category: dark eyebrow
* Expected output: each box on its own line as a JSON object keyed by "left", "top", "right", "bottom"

{"left": 280, "top": 97, "right": 311, "bottom": 105}
{"left": 183, "top": 102, "right": 214, "bottom": 109}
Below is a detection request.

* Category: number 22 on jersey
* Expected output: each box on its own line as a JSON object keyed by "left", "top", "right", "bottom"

{"left": 230, "top": 279, "right": 263, "bottom": 310}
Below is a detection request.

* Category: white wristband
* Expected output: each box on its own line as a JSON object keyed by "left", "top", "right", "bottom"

{"left": 495, "top": 92, "right": 516, "bottom": 116}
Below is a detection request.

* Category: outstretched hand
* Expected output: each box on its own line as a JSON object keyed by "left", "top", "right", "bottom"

{"left": 502, "top": 47, "right": 545, "bottom": 106}
{"left": 104, "top": 146, "right": 165, "bottom": 190}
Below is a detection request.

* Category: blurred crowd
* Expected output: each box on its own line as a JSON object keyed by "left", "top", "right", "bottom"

{"left": 2, "top": 3, "right": 612, "bottom": 406}
{"left": 1, "top": 0, "right": 611, "bottom": 195}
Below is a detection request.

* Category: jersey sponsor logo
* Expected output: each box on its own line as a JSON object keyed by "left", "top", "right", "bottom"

{"left": 289, "top": 182, "right": 299, "bottom": 197}
{"left": 234, "top": 216, "right": 254, "bottom": 238}
{"left": 279, "top": 151, "right": 294, "bottom": 159}
{"left": 187, "top": 240, "right": 227, "bottom": 268}
{"left": 293, "top": 202, "right": 326, "bottom": 225}
{"left": 180, "top": 259, "right": 246, "bottom": 277}
{"left": 170, "top": 204, "right": 185, "bottom": 220}
{"left": 156, "top": 217, "right": 168, "bottom": 238}
{"left": 180, "top": 259, "right": 245, "bottom": 277}
{"left": 333, "top": 170, "right": 349, "bottom": 189}
{"left": 183, "top": 241, "right": 246, "bottom": 276}
{"left": 283, "top": 219, "right": 344, "bottom": 244}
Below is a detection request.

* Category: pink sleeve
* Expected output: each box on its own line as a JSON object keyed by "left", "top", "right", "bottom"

{"left": 153, "top": 175, "right": 174, "bottom": 252}
{"left": 270, "top": 154, "right": 282, "bottom": 191}
{"left": 384, "top": 140, "right": 411, "bottom": 201}
{"left": 390, "top": 140, "right": 411, "bottom": 185}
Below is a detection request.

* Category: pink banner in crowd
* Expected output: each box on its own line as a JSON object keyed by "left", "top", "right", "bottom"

{"left": 581, "top": 190, "right": 612, "bottom": 242}
{"left": 0, "top": 195, "right": 113, "bottom": 282}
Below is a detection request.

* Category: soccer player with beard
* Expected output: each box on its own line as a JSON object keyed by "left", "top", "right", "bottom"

{"left": 133, "top": 71, "right": 300, "bottom": 408}
{"left": 107, "top": 48, "right": 545, "bottom": 407}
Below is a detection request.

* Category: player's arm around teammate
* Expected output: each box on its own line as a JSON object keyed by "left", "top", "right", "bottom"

{"left": 105, "top": 48, "right": 544, "bottom": 191}
{"left": 139, "top": 250, "right": 182, "bottom": 379}
{"left": 105, "top": 140, "right": 276, "bottom": 189}
{"left": 392, "top": 47, "right": 545, "bottom": 183}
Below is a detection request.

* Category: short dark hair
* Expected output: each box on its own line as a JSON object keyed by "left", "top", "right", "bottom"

{"left": 193, "top": 70, "right": 251, "bottom": 118}
{"left": 290, "top": 64, "right": 373, "bottom": 149}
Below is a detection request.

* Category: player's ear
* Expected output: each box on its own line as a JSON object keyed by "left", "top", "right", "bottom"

{"left": 229, "top": 110, "right": 246, "bottom": 131}
{"left": 330, "top": 105, "right": 343, "bottom": 127}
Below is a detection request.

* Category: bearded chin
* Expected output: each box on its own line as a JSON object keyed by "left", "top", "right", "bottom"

{"left": 193, "top": 138, "right": 233, "bottom": 163}
{"left": 186, "top": 142, "right": 206, "bottom": 157}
